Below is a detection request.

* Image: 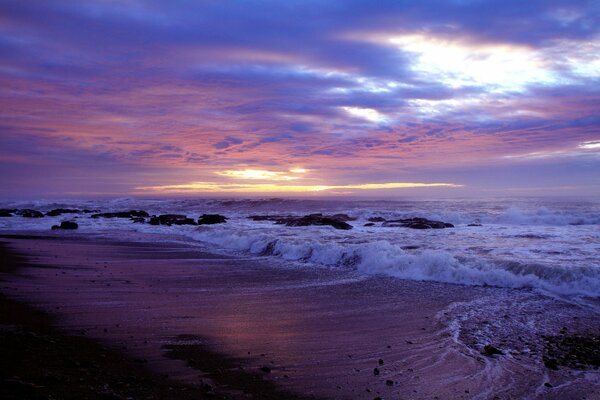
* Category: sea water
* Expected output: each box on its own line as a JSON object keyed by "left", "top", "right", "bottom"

{"left": 1, "top": 197, "right": 599, "bottom": 297}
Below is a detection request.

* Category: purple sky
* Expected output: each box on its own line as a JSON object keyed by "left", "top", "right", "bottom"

{"left": 1, "top": 0, "right": 599, "bottom": 198}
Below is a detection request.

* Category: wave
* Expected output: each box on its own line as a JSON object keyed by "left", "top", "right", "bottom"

{"left": 489, "top": 207, "right": 600, "bottom": 226}
{"left": 190, "top": 227, "right": 600, "bottom": 297}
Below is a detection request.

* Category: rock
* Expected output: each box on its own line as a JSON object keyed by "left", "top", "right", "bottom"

{"left": 385, "top": 379, "right": 394, "bottom": 386}
{"left": 249, "top": 214, "right": 353, "bottom": 230}
{"left": 151, "top": 214, "right": 196, "bottom": 226}
{"left": 16, "top": 209, "right": 44, "bottom": 218}
{"left": 51, "top": 221, "right": 78, "bottom": 230}
{"left": 401, "top": 245, "right": 420, "bottom": 250}
{"left": 364, "top": 223, "right": 375, "bottom": 227}
{"left": 373, "top": 367, "right": 380, "bottom": 376}
{"left": 197, "top": 214, "right": 227, "bottom": 225}
{"left": 46, "top": 208, "right": 82, "bottom": 216}
{"left": 0, "top": 209, "right": 16, "bottom": 217}
{"left": 543, "top": 358, "right": 558, "bottom": 370}
{"left": 544, "top": 382, "right": 553, "bottom": 388}
{"left": 248, "top": 214, "right": 352, "bottom": 230}
{"left": 382, "top": 217, "right": 453, "bottom": 229}
{"left": 368, "top": 217, "right": 386, "bottom": 222}
{"left": 378, "top": 358, "right": 384, "bottom": 365}
{"left": 331, "top": 213, "right": 356, "bottom": 221}
{"left": 92, "top": 210, "right": 149, "bottom": 219}
{"left": 286, "top": 214, "right": 353, "bottom": 230}
{"left": 130, "top": 217, "right": 145, "bottom": 223}
{"left": 468, "top": 223, "right": 482, "bottom": 227}
{"left": 259, "top": 366, "right": 271, "bottom": 373}
{"left": 482, "top": 345, "right": 503, "bottom": 356}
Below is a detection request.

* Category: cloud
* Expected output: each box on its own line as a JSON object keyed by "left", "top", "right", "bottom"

{"left": 0, "top": 0, "right": 599, "bottom": 197}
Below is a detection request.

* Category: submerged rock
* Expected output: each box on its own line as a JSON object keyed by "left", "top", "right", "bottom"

{"left": 51, "top": 221, "right": 78, "bottom": 230}
{"left": 197, "top": 214, "right": 227, "bottom": 225}
{"left": 0, "top": 209, "right": 16, "bottom": 217}
{"left": 16, "top": 209, "right": 44, "bottom": 218}
{"left": 249, "top": 213, "right": 353, "bottom": 230}
{"left": 367, "top": 216, "right": 386, "bottom": 222}
{"left": 467, "top": 223, "right": 483, "bottom": 227}
{"left": 382, "top": 217, "right": 453, "bottom": 229}
{"left": 92, "top": 210, "right": 149, "bottom": 219}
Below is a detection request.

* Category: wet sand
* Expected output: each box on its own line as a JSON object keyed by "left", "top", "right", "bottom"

{"left": 1, "top": 234, "right": 599, "bottom": 399}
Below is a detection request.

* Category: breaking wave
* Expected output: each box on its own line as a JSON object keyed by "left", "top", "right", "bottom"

{"left": 190, "top": 228, "right": 600, "bottom": 297}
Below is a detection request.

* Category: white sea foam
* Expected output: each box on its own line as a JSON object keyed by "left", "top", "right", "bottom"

{"left": 187, "top": 226, "right": 600, "bottom": 296}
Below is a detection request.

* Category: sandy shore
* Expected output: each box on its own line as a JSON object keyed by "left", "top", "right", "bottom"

{"left": 1, "top": 233, "right": 599, "bottom": 399}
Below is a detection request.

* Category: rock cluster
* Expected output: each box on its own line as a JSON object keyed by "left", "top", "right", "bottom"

{"left": 46, "top": 208, "right": 96, "bottom": 216}
{"left": 15, "top": 209, "right": 44, "bottom": 218}
{"left": 375, "top": 217, "right": 454, "bottom": 229}
{"left": 91, "top": 210, "right": 149, "bottom": 219}
{"left": 249, "top": 213, "right": 353, "bottom": 230}
{"left": 197, "top": 214, "right": 227, "bottom": 225}
{"left": 149, "top": 214, "right": 197, "bottom": 226}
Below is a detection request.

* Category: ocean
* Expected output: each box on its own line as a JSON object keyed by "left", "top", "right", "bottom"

{"left": 2, "top": 197, "right": 599, "bottom": 297}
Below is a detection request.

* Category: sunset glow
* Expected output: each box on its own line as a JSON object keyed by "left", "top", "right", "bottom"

{"left": 0, "top": 1, "right": 598, "bottom": 198}
{"left": 136, "top": 181, "right": 462, "bottom": 194}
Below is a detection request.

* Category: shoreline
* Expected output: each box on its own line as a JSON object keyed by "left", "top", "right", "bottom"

{"left": 1, "top": 233, "right": 599, "bottom": 399}
{"left": 0, "top": 236, "right": 319, "bottom": 400}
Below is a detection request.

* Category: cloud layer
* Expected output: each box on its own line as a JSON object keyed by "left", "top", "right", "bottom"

{"left": 0, "top": 0, "right": 599, "bottom": 197}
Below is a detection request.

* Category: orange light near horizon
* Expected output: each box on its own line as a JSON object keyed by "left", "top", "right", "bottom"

{"left": 135, "top": 181, "right": 463, "bottom": 194}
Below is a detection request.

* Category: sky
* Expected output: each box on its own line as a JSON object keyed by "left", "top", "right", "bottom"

{"left": 0, "top": 0, "right": 599, "bottom": 199}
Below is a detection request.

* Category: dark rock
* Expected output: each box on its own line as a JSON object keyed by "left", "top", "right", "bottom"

{"left": 378, "top": 358, "right": 384, "bottom": 365}
{"left": 131, "top": 217, "right": 145, "bottom": 223}
{"left": 46, "top": 208, "right": 82, "bottom": 216}
{"left": 331, "top": 213, "right": 356, "bottom": 221}
{"left": 543, "top": 358, "right": 559, "bottom": 370}
{"left": 468, "top": 223, "right": 482, "bottom": 227}
{"left": 385, "top": 379, "right": 394, "bottom": 386}
{"left": 368, "top": 217, "right": 386, "bottom": 222}
{"left": 151, "top": 214, "right": 196, "bottom": 226}
{"left": 52, "top": 221, "right": 78, "bottom": 230}
{"left": 373, "top": 367, "right": 380, "bottom": 376}
{"left": 197, "top": 214, "right": 227, "bottom": 225}
{"left": 544, "top": 382, "right": 553, "bottom": 388}
{"left": 92, "top": 210, "right": 149, "bottom": 219}
{"left": 382, "top": 217, "right": 453, "bottom": 229}
{"left": 482, "top": 345, "right": 503, "bottom": 356}
{"left": 364, "top": 223, "right": 375, "bottom": 227}
{"left": 259, "top": 366, "right": 271, "bottom": 373}
{"left": 0, "top": 209, "right": 16, "bottom": 217}
{"left": 401, "top": 245, "right": 420, "bottom": 250}
{"left": 16, "top": 209, "right": 44, "bottom": 218}
{"left": 249, "top": 213, "right": 353, "bottom": 230}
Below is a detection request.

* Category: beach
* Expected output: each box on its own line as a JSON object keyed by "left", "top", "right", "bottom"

{"left": 1, "top": 231, "right": 599, "bottom": 399}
